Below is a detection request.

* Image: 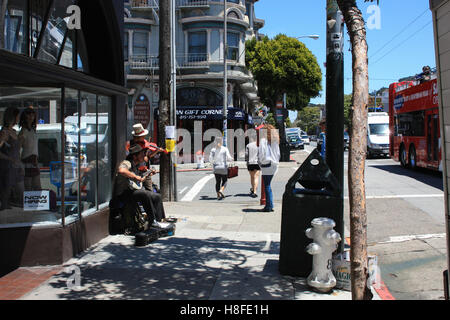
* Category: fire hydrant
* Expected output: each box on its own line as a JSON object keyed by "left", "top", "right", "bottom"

{"left": 305, "top": 217, "right": 341, "bottom": 293}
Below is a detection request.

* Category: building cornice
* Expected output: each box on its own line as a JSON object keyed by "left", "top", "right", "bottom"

{"left": 180, "top": 16, "right": 249, "bottom": 29}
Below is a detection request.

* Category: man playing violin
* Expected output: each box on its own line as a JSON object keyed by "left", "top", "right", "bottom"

{"left": 113, "top": 144, "right": 169, "bottom": 230}
{"left": 126, "top": 123, "right": 167, "bottom": 191}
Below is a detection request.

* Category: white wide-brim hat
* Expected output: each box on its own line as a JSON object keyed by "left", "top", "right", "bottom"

{"left": 132, "top": 123, "right": 149, "bottom": 137}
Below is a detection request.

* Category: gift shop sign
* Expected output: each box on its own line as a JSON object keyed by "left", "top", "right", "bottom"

{"left": 134, "top": 94, "right": 151, "bottom": 129}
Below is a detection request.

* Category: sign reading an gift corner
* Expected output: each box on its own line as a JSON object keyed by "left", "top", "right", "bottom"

{"left": 24, "top": 191, "right": 50, "bottom": 211}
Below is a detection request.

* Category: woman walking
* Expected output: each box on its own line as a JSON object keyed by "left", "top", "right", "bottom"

{"left": 209, "top": 137, "right": 233, "bottom": 200}
{"left": 245, "top": 133, "right": 260, "bottom": 198}
{"left": 258, "top": 124, "right": 280, "bottom": 212}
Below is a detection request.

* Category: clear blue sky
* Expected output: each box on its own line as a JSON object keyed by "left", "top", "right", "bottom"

{"left": 253, "top": 0, "right": 436, "bottom": 120}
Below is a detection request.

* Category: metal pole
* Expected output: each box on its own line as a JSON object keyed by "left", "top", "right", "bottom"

{"left": 171, "top": 0, "right": 177, "bottom": 201}
{"left": 326, "top": 0, "right": 344, "bottom": 253}
{"left": 223, "top": 0, "right": 228, "bottom": 147}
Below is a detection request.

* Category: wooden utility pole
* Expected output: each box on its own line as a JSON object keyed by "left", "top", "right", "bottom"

{"left": 336, "top": 0, "right": 372, "bottom": 300}
{"left": 159, "top": 0, "right": 171, "bottom": 202}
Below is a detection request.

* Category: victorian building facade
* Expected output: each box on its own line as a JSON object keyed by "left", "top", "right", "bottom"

{"left": 124, "top": 0, "right": 264, "bottom": 160}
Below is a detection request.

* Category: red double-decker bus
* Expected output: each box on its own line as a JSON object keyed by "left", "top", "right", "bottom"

{"left": 389, "top": 78, "right": 441, "bottom": 171}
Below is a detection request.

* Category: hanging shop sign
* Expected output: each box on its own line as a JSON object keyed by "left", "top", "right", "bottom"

{"left": 134, "top": 94, "right": 151, "bottom": 129}
{"left": 174, "top": 107, "right": 246, "bottom": 121}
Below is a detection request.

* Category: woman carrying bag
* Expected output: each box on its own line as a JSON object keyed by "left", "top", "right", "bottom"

{"left": 209, "top": 137, "right": 233, "bottom": 200}
{"left": 258, "top": 124, "right": 280, "bottom": 212}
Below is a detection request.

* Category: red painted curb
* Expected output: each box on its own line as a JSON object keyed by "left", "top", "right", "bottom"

{"left": 345, "top": 237, "right": 395, "bottom": 300}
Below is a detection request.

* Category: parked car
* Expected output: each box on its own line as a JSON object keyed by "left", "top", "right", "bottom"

{"left": 301, "top": 134, "right": 310, "bottom": 145}
{"left": 286, "top": 134, "right": 305, "bottom": 150}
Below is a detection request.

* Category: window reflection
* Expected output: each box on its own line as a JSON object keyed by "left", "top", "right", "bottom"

{"left": 0, "top": 86, "right": 112, "bottom": 226}
{"left": 0, "top": 86, "right": 62, "bottom": 225}
{"left": 0, "top": 0, "right": 28, "bottom": 54}
{"left": 1, "top": 0, "right": 88, "bottom": 71}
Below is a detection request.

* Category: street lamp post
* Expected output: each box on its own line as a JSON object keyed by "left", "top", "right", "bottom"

{"left": 326, "top": 0, "right": 345, "bottom": 253}
{"left": 223, "top": 0, "right": 228, "bottom": 147}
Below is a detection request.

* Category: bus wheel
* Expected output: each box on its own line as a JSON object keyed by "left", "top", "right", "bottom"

{"left": 409, "top": 145, "right": 417, "bottom": 170}
{"left": 400, "top": 145, "right": 407, "bottom": 167}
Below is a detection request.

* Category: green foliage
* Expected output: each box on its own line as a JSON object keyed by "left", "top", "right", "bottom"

{"left": 344, "top": 94, "right": 352, "bottom": 131}
{"left": 246, "top": 34, "right": 322, "bottom": 112}
{"left": 264, "top": 113, "right": 276, "bottom": 126}
{"left": 295, "top": 106, "right": 321, "bottom": 135}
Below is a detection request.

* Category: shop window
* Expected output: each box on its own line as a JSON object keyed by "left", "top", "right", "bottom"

{"left": 0, "top": 86, "right": 62, "bottom": 225}
{"left": 227, "top": 32, "right": 239, "bottom": 61}
{"left": 0, "top": 0, "right": 88, "bottom": 71}
{"left": 0, "top": 86, "right": 112, "bottom": 227}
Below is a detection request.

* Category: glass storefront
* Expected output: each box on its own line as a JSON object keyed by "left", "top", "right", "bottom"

{"left": 0, "top": 0, "right": 88, "bottom": 71}
{"left": 0, "top": 86, "right": 112, "bottom": 227}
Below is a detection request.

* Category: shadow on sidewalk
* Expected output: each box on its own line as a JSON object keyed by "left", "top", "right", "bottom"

{"left": 43, "top": 236, "right": 290, "bottom": 300}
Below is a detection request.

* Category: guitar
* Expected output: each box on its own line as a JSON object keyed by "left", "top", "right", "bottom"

{"left": 129, "top": 169, "right": 154, "bottom": 190}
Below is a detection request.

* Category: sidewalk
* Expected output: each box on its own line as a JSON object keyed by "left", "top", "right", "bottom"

{"left": 1, "top": 200, "right": 381, "bottom": 300}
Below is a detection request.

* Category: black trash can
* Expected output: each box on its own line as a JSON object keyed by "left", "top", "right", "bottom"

{"left": 279, "top": 148, "right": 343, "bottom": 277}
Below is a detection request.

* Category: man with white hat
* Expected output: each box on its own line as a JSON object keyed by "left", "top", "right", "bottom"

{"left": 126, "top": 123, "right": 160, "bottom": 159}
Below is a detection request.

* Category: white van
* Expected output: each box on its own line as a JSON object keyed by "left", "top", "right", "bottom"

{"left": 367, "top": 112, "right": 390, "bottom": 158}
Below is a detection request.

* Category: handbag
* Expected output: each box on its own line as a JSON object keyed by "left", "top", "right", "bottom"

{"left": 227, "top": 165, "right": 239, "bottom": 178}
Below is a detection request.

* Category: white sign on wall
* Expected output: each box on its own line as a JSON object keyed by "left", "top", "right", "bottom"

{"left": 23, "top": 191, "right": 50, "bottom": 211}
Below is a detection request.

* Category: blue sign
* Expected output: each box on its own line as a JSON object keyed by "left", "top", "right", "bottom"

{"left": 394, "top": 94, "right": 404, "bottom": 110}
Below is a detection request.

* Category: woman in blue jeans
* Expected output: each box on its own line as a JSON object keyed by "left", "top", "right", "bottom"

{"left": 258, "top": 124, "right": 280, "bottom": 212}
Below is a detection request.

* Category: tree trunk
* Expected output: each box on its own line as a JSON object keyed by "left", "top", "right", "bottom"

{"left": 158, "top": 0, "right": 171, "bottom": 202}
{"left": 336, "top": 0, "right": 372, "bottom": 300}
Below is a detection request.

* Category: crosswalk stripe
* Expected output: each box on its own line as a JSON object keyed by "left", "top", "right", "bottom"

{"left": 180, "top": 174, "right": 214, "bottom": 202}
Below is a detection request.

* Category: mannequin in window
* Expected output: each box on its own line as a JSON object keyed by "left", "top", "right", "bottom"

{"left": 0, "top": 107, "right": 25, "bottom": 210}
{"left": 19, "top": 106, "right": 42, "bottom": 191}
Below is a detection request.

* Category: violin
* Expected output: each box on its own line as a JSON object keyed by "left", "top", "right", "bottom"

{"left": 144, "top": 141, "right": 169, "bottom": 154}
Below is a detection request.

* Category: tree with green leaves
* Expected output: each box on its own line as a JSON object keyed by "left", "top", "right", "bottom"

{"left": 246, "top": 34, "right": 322, "bottom": 114}
{"left": 246, "top": 34, "right": 322, "bottom": 161}
{"left": 296, "top": 106, "right": 321, "bottom": 135}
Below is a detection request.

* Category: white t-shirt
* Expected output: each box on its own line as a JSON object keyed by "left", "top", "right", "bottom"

{"left": 258, "top": 138, "right": 280, "bottom": 176}
{"left": 209, "top": 146, "right": 233, "bottom": 175}
{"left": 20, "top": 128, "right": 38, "bottom": 159}
{"left": 246, "top": 142, "right": 259, "bottom": 165}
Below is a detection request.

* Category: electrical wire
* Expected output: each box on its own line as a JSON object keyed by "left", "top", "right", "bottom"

{"left": 368, "top": 8, "right": 429, "bottom": 60}
{"left": 369, "top": 20, "right": 432, "bottom": 67}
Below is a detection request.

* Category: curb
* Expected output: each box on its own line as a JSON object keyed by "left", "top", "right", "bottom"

{"left": 345, "top": 236, "right": 395, "bottom": 300}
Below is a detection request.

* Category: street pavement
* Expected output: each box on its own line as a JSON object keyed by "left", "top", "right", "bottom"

{"left": 19, "top": 147, "right": 383, "bottom": 301}
{"left": 15, "top": 144, "right": 449, "bottom": 301}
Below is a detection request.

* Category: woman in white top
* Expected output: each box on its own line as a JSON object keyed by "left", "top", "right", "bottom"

{"left": 245, "top": 132, "right": 260, "bottom": 198}
{"left": 258, "top": 124, "right": 280, "bottom": 212}
{"left": 209, "top": 137, "right": 233, "bottom": 200}
{"left": 19, "top": 107, "right": 41, "bottom": 191}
